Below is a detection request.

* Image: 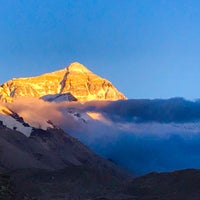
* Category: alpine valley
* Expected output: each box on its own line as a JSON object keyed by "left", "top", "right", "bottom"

{"left": 1, "top": 62, "right": 200, "bottom": 200}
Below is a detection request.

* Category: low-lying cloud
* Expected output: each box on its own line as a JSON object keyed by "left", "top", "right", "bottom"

{"left": 79, "top": 98, "right": 200, "bottom": 123}
{"left": 4, "top": 97, "right": 200, "bottom": 175}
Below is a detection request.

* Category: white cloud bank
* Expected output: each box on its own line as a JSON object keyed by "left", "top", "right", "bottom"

{"left": 3, "top": 97, "right": 200, "bottom": 175}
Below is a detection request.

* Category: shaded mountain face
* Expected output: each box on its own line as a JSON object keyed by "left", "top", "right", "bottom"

{"left": 0, "top": 127, "right": 96, "bottom": 171}
{"left": 0, "top": 62, "right": 126, "bottom": 102}
{"left": 0, "top": 104, "right": 131, "bottom": 199}
{"left": 0, "top": 110, "right": 131, "bottom": 199}
{"left": 0, "top": 121, "right": 126, "bottom": 175}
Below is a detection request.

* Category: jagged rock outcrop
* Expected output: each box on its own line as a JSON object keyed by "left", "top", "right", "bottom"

{"left": 0, "top": 62, "right": 126, "bottom": 102}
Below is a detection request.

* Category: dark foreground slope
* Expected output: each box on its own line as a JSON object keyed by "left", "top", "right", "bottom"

{"left": 125, "top": 169, "right": 200, "bottom": 200}
{"left": 9, "top": 167, "right": 133, "bottom": 200}
{"left": 0, "top": 174, "right": 13, "bottom": 200}
{"left": 3, "top": 166, "right": 200, "bottom": 200}
{"left": 0, "top": 125, "right": 133, "bottom": 200}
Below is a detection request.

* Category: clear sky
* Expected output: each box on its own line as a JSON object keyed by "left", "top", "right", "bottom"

{"left": 0, "top": 0, "right": 200, "bottom": 99}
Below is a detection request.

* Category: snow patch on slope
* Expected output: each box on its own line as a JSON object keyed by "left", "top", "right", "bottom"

{"left": 0, "top": 114, "right": 32, "bottom": 137}
{"left": 41, "top": 93, "right": 89, "bottom": 124}
{"left": 61, "top": 107, "right": 90, "bottom": 124}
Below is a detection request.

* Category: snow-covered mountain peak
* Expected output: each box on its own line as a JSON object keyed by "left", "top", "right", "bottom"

{"left": 67, "top": 62, "right": 92, "bottom": 73}
{"left": 0, "top": 62, "right": 126, "bottom": 102}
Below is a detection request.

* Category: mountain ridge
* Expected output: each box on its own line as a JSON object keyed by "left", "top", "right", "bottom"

{"left": 0, "top": 62, "right": 126, "bottom": 102}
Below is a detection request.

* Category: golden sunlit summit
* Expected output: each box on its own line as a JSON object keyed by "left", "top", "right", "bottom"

{"left": 0, "top": 62, "right": 126, "bottom": 102}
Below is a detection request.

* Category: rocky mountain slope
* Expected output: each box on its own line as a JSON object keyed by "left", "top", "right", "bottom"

{"left": 0, "top": 62, "right": 126, "bottom": 102}
{"left": 0, "top": 109, "right": 131, "bottom": 199}
{"left": 0, "top": 105, "right": 123, "bottom": 173}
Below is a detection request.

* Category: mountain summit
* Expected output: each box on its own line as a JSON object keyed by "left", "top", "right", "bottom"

{"left": 0, "top": 62, "right": 126, "bottom": 102}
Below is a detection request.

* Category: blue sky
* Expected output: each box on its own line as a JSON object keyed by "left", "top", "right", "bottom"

{"left": 1, "top": 0, "right": 200, "bottom": 99}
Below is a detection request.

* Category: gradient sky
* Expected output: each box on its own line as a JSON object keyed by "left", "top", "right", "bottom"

{"left": 1, "top": 0, "right": 200, "bottom": 99}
